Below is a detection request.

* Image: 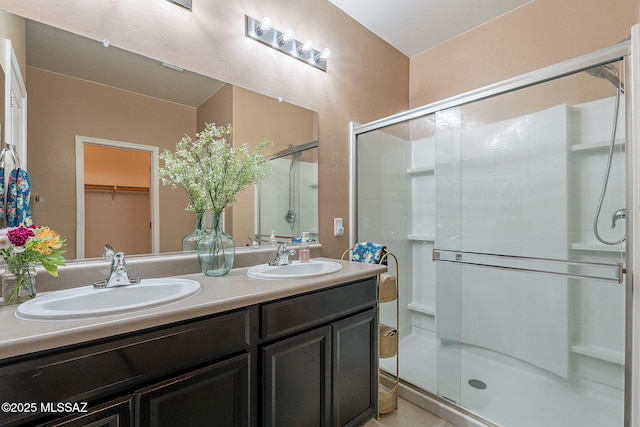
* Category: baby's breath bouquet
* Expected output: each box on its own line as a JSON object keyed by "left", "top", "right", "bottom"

{"left": 189, "top": 124, "right": 273, "bottom": 214}
{"left": 160, "top": 123, "right": 272, "bottom": 275}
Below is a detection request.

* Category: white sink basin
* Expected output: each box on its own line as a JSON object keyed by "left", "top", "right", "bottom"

{"left": 16, "top": 278, "right": 201, "bottom": 320}
{"left": 247, "top": 260, "right": 343, "bottom": 279}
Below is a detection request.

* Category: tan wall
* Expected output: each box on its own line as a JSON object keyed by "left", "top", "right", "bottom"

{"left": 197, "top": 84, "right": 233, "bottom": 132}
{"left": 1, "top": 0, "right": 410, "bottom": 258}
{"left": 26, "top": 66, "right": 196, "bottom": 258}
{"left": 410, "top": 0, "right": 638, "bottom": 109}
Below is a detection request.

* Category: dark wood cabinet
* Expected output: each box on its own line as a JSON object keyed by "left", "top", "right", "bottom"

{"left": 37, "top": 396, "right": 133, "bottom": 427}
{"left": 332, "top": 309, "right": 378, "bottom": 427}
{"left": 262, "top": 326, "right": 332, "bottom": 427}
{"left": 136, "top": 353, "right": 250, "bottom": 427}
{"left": 0, "top": 277, "right": 378, "bottom": 427}
{"left": 260, "top": 278, "right": 378, "bottom": 427}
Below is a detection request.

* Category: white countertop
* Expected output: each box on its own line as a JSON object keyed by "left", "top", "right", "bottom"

{"left": 0, "top": 258, "right": 386, "bottom": 360}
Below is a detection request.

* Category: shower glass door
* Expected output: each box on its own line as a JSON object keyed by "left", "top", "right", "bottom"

{"left": 434, "top": 60, "right": 626, "bottom": 426}
{"left": 258, "top": 144, "right": 319, "bottom": 243}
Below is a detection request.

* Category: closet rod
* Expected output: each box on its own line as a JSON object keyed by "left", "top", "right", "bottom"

{"left": 84, "top": 184, "right": 149, "bottom": 193}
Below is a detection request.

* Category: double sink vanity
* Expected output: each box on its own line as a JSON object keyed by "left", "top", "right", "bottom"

{"left": 0, "top": 246, "right": 386, "bottom": 427}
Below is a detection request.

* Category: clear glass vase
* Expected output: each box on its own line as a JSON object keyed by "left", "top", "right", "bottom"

{"left": 182, "top": 211, "right": 206, "bottom": 252}
{"left": 198, "top": 211, "right": 235, "bottom": 276}
{"left": 2, "top": 263, "right": 37, "bottom": 305}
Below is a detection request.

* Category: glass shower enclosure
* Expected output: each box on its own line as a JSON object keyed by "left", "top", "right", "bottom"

{"left": 257, "top": 141, "right": 319, "bottom": 244}
{"left": 352, "top": 39, "right": 633, "bottom": 427}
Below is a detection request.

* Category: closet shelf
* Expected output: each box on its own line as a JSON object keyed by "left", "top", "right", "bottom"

{"left": 85, "top": 184, "right": 149, "bottom": 193}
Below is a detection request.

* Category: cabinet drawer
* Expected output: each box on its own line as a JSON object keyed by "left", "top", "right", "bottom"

{"left": 0, "top": 309, "right": 249, "bottom": 427}
{"left": 260, "top": 278, "right": 377, "bottom": 341}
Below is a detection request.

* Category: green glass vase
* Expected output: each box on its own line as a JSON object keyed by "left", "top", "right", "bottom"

{"left": 197, "top": 211, "right": 235, "bottom": 276}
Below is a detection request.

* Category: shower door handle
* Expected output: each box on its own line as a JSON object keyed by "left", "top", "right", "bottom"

{"left": 432, "top": 248, "right": 625, "bottom": 284}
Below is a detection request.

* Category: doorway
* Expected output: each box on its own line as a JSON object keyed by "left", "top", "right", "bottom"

{"left": 75, "top": 136, "right": 159, "bottom": 258}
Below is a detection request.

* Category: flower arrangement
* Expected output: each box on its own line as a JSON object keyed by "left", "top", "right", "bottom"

{"left": 159, "top": 123, "right": 273, "bottom": 276}
{"left": 0, "top": 225, "right": 66, "bottom": 304}
{"left": 159, "top": 123, "right": 273, "bottom": 214}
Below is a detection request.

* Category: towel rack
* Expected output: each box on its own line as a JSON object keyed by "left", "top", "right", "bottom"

{"left": 432, "top": 248, "right": 625, "bottom": 284}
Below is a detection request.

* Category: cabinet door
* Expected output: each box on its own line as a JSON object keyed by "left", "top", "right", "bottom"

{"left": 332, "top": 309, "right": 378, "bottom": 427}
{"left": 37, "top": 396, "right": 133, "bottom": 427}
{"left": 136, "top": 353, "right": 249, "bottom": 427}
{"left": 262, "top": 326, "right": 331, "bottom": 427}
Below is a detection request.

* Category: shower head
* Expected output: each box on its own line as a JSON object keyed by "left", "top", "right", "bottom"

{"left": 586, "top": 64, "right": 624, "bottom": 92}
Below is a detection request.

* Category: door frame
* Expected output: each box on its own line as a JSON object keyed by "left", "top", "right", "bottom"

{"left": 75, "top": 135, "right": 159, "bottom": 258}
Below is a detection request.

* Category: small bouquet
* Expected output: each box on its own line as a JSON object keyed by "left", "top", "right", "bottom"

{"left": 0, "top": 225, "right": 66, "bottom": 304}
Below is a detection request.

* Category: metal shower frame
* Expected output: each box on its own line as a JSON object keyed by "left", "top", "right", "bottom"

{"left": 349, "top": 26, "right": 640, "bottom": 427}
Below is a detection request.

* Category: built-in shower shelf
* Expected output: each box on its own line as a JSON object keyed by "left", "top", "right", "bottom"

{"left": 571, "top": 344, "right": 624, "bottom": 365}
{"left": 408, "top": 302, "right": 435, "bottom": 316}
{"left": 406, "top": 166, "right": 434, "bottom": 175}
{"left": 569, "top": 138, "right": 625, "bottom": 151}
{"left": 570, "top": 243, "right": 626, "bottom": 253}
{"left": 408, "top": 234, "right": 435, "bottom": 242}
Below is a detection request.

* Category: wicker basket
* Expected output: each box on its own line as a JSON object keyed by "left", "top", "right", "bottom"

{"left": 378, "top": 382, "right": 398, "bottom": 414}
{"left": 378, "top": 273, "right": 397, "bottom": 302}
{"left": 379, "top": 323, "right": 398, "bottom": 358}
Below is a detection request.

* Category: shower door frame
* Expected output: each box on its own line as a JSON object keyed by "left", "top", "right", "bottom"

{"left": 350, "top": 29, "right": 639, "bottom": 427}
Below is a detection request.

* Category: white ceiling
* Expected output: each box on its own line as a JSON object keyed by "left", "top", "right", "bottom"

{"left": 328, "top": 0, "right": 533, "bottom": 57}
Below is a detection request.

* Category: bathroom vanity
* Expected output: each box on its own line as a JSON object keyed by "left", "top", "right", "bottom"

{"left": 0, "top": 258, "right": 385, "bottom": 427}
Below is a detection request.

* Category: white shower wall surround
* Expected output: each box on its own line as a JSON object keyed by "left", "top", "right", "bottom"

{"left": 359, "top": 89, "right": 626, "bottom": 426}
{"left": 258, "top": 157, "right": 318, "bottom": 241}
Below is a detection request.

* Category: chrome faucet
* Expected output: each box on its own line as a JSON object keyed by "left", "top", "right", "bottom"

{"left": 94, "top": 251, "right": 141, "bottom": 288}
{"left": 612, "top": 208, "right": 626, "bottom": 228}
{"left": 269, "top": 243, "right": 296, "bottom": 266}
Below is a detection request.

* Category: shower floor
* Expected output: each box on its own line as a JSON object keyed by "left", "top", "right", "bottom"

{"left": 380, "top": 329, "right": 623, "bottom": 427}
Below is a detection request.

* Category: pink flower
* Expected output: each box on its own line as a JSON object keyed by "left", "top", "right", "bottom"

{"left": 7, "top": 226, "right": 35, "bottom": 247}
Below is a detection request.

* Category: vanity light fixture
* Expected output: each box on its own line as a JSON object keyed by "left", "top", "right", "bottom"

{"left": 167, "top": 0, "right": 191, "bottom": 10}
{"left": 245, "top": 15, "right": 331, "bottom": 72}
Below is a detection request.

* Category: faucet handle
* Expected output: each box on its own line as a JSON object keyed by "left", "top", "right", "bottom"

{"left": 103, "top": 244, "right": 114, "bottom": 259}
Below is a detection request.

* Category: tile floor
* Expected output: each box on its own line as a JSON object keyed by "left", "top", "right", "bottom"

{"left": 364, "top": 398, "right": 457, "bottom": 427}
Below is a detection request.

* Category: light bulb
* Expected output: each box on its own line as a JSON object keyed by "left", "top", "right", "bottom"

{"left": 298, "top": 39, "right": 313, "bottom": 54}
{"left": 278, "top": 29, "right": 295, "bottom": 46}
{"left": 257, "top": 16, "right": 272, "bottom": 35}
{"left": 315, "top": 48, "right": 332, "bottom": 62}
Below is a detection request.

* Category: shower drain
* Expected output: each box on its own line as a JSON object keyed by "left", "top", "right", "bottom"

{"left": 468, "top": 379, "right": 488, "bottom": 390}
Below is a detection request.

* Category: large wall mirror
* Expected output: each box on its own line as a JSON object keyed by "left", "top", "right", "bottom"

{"left": 0, "top": 9, "right": 319, "bottom": 260}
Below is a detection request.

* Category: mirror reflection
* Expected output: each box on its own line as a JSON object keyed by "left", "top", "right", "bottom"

{"left": 1, "top": 11, "right": 319, "bottom": 259}
{"left": 258, "top": 142, "right": 319, "bottom": 245}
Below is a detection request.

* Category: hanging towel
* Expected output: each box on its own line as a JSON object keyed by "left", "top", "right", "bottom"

{"left": 0, "top": 165, "right": 4, "bottom": 220}
{"left": 351, "top": 241, "right": 387, "bottom": 265}
{"left": 6, "top": 168, "right": 32, "bottom": 227}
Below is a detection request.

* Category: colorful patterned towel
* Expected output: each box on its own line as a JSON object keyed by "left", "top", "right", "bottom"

{"left": 351, "top": 241, "right": 387, "bottom": 265}
{"left": 6, "top": 168, "right": 32, "bottom": 227}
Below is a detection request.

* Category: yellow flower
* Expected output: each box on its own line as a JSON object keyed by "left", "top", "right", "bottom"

{"left": 32, "top": 226, "right": 63, "bottom": 255}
